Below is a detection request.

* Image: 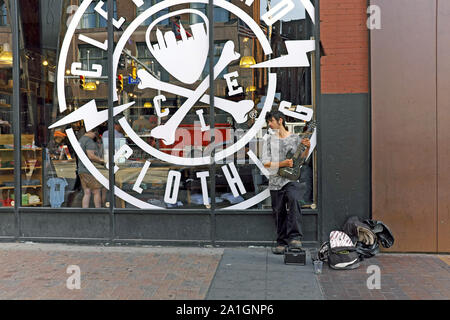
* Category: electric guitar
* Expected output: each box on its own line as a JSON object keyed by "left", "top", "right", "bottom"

{"left": 278, "top": 121, "right": 316, "bottom": 181}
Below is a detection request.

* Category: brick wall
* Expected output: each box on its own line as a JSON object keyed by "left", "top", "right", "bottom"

{"left": 320, "top": 0, "right": 369, "bottom": 94}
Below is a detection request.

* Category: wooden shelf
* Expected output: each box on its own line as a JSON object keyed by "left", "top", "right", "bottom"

{"left": 0, "top": 166, "right": 42, "bottom": 171}
{"left": 1, "top": 145, "right": 43, "bottom": 207}
{"left": 0, "top": 202, "right": 42, "bottom": 207}
{"left": 0, "top": 185, "right": 42, "bottom": 190}
{"left": 0, "top": 89, "right": 33, "bottom": 95}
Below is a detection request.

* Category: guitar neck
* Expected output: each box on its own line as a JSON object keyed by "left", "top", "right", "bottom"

{"left": 293, "top": 144, "right": 306, "bottom": 159}
{"left": 293, "top": 130, "right": 314, "bottom": 161}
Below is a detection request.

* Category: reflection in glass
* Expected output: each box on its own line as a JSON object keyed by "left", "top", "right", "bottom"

{"left": 79, "top": 0, "right": 117, "bottom": 29}
{"left": 79, "top": 44, "right": 108, "bottom": 73}
{"left": 137, "top": 0, "right": 169, "bottom": 26}
{"left": 16, "top": 0, "right": 110, "bottom": 208}
{"left": 115, "top": 3, "right": 214, "bottom": 209}
{"left": 136, "top": 42, "right": 169, "bottom": 82}
{"left": 201, "top": 40, "right": 228, "bottom": 80}
{"left": 190, "top": 2, "right": 229, "bottom": 24}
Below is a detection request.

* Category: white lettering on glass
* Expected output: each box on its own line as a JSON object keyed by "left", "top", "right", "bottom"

{"left": 223, "top": 71, "right": 243, "bottom": 96}
{"left": 164, "top": 171, "right": 181, "bottom": 204}
{"left": 71, "top": 62, "right": 102, "bottom": 78}
{"left": 221, "top": 162, "right": 246, "bottom": 197}
{"left": 132, "top": 161, "right": 151, "bottom": 194}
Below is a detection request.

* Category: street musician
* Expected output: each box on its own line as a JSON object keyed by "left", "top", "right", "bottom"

{"left": 262, "top": 111, "right": 310, "bottom": 254}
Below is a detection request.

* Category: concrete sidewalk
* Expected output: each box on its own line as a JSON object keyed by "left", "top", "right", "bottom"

{"left": 206, "top": 247, "right": 323, "bottom": 300}
{"left": 0, "top": 242, "right": 448, "bottom": 300}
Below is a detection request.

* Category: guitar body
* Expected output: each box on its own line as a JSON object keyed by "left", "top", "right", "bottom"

{"left": 278, "top": 121, "right": 316, "bottom": 181}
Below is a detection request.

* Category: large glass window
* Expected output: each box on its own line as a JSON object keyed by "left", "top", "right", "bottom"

{"left": 11, "top": 0, "right": 317, "bottom": 210}
{"left": 209, "top": 0, "right": 316, "bottom": 209}
{"left": 14, "top": 0, "right": 109, "bottom": 209}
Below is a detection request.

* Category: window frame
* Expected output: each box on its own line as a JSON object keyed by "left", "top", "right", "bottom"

{"left": 78, "top": 44, "right": 108, "bottom": 73}
{"left": 0, "top": 0, "right": 8, "bottom": 26}
{"left": 78, "top": 0, "right": 117, "bottom": 29}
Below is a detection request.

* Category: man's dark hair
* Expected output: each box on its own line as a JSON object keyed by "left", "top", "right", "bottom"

{"left": 265, "top": 111, "right": 288, "bottom": 130}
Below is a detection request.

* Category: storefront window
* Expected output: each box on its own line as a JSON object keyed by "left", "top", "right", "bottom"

{"left": 15, "top": 0, "right": 108, "bottom": 208}
{"left": 0, "top": 0, "right": 12, "bottom": 208}
{"left": 0, "top": 0, "right": 8, "bottom": 26}
{"left": 114, "top": 2, "right": 209, "bottom": 209}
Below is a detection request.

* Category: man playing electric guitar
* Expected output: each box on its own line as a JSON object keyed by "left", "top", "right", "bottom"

{"left": 262, "top": 111, "right": 311, "bottom": 254}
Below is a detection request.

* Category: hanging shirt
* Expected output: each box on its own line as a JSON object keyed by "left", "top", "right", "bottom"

{"left": 47, "top": 178, "right": 68, "bottom": 208}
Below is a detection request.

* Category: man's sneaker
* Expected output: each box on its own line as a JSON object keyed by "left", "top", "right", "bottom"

{"left": 272, "top": 245, "right": 286, "bottom": 255}
{"left": 289, "top": 240, "right": 302, "bottom": 249}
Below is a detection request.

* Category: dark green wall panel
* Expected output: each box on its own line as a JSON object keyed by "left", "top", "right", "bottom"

{"left": 319, "top": 93, "right": 371, "bottom": 241}
{"left": 0, "top": 211, "right": 15, "bottom": 237}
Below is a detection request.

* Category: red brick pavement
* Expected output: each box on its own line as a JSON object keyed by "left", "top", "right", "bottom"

{"left": 317, "top": 254, "right": 450, "bottom": 300}
{"left": 0, "top": 243, "right": 223, "bottom": 300}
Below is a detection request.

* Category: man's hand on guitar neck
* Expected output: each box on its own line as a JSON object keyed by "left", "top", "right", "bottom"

{"left": 302, "top": 138, "right": 311, "bottom": 148}
{"left": 301, "top": 138, "right": 311, "bottom": 159}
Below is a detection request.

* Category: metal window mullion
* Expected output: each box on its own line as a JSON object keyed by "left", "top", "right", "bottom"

{"left": 208, "top": 0, "right": 216, "bottom": 246}
{"left": 11, "top": 0, "right": 21, "bottom": 238}
{"left": 107, "top": 0, "right": 115, "bottom": 241}
{"left": 314, "top": 0, "right": 322, "bottom": 243}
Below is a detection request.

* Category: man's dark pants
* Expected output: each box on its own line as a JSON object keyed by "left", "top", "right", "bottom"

{"left": 270, "top": 182, "right": 303, "bottom": 246}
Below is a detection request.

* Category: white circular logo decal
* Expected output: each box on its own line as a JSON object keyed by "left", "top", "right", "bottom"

{"left": 51, "top": 0, "right": 316, "bottom": 209}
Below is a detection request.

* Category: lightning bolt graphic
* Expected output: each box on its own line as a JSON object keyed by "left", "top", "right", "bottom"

{"left": 49, "top": 100, "right": 135, "bottom": 131}
{"left": 251, "top": 40, "right": 315, "bottom": 69}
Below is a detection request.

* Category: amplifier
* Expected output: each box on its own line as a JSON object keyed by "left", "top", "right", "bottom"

{"left": 284, "top": 248, "right": 306, "bottom": 265}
